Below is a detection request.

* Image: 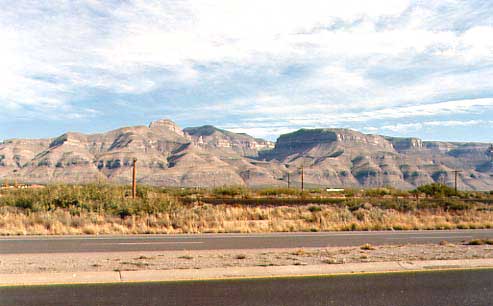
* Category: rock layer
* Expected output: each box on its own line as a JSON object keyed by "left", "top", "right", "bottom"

{"left": 1, "top": 120, "right": 492, "bottom": 190}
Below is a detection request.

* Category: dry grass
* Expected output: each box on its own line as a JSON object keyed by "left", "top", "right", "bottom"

{"left": 1, "top": 184, "right": 492, "bottom": 235}
{"left": 1, "top": 203, "right": 492, "bottom": 235}
{"left": 466, "top": 239, "right": 493, "bottom": 245}
{"left": 360, "top": 243, "right": 376, "bottom": 251}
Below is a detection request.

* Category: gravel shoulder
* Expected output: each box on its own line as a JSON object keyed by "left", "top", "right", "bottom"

{"left": 1, "top": 242, "right": 493, "bottom": 274}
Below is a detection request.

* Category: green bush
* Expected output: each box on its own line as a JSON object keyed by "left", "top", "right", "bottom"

{"left": 442, "top": 199, "right": 471, "bottom": 211}
{"left": 259, "top": 188, "right": 301, "bottom": 196}
{"left": 14, "top": 197, "right": 35, "bottom": 210}
{"left": 212, "top": 186, "right": 250, "bottom": 197}
{"left": 364, "top": 188, "right": 391, "bottom": 197}
{"left": 414, "top": 183, "right": 457, "bottom": 197}
{"left": 0, "top": 183, "right": 486, "bottom": 218}
{"left": 308, "top": 205, "right": 322, "bottom": 212}
{"left": 117, "top": 203, "right": 134, "bottom": 218}
{"left": 0, "top": 184, "right": 181, "bottom": 217}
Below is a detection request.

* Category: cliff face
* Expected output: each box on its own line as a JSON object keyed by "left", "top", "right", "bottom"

{"left": 1, "top": 120, "right": 492, "bottom": 190}
{"left": 261, "top": 128, "right": 493, "bottom": 190}
{"left": 184, "top": 125, "right": 274, "bottom": 158}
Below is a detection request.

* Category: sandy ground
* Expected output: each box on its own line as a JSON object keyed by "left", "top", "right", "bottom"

{"left": 1, "top": 242, "right": 493, "bottom": 274}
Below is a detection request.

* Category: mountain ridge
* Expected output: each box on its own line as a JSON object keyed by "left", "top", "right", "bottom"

{"left": 1, "top": 119, "right": 492, "bottom": 190}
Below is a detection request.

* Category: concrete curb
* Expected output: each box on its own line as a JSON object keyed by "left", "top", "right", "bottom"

{"left": 2, "top": 259, "right": 493, "bottom": 287}
{"left": 0, "top": 271, "right": 121, "bottom": 286}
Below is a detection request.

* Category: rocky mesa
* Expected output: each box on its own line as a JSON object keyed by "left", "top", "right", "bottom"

{"left": 1, "top": 119, "right": 493, "bottom": 190}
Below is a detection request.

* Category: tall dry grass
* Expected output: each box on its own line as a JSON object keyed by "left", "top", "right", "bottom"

{"left": 1, "top": 184, "right": 492, "bottom": 235}
{"left": 1, "top": 204, "right": 492, "bottom": 235}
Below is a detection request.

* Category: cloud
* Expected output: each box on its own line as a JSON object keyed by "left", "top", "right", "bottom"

{"left": 217, "top": 97, "right": 493, "bottom": 138}
{"left": 378, "top": 120, "right": 492, "bottom": 134}
{"left": 0, "top": 0, "right": 492, "bottom": 142}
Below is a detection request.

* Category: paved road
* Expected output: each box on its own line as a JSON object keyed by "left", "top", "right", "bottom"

{"left": 1, "top": 229, "right": 492, "bottom": 254}
{"left": 1, "top": 269, "right": 492, "bottom": 306}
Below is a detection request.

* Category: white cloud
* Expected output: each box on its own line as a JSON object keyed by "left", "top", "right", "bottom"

{"left": 216, "top": 98, "right": 493, "bottom": 139}
{"left": 0, "top": 0, "right": 492, "bottom": 139}
{"left": 378, "top": 119, "right": 493, "bottom": 134}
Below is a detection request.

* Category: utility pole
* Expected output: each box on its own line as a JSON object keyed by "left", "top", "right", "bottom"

{"left": 301, "top": 166, "right": 304, "bottom": 192}
{"left": 132, "top": 158, "right": 137, "bottom": 199}
{"left": 287, "top": 172, "right": 290, "bottom": 189}
{"left": 452, "top": 170, "right": 461, "bottom": 193}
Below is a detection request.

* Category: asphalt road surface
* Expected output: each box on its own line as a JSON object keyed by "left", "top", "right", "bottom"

{"left": 1, "top": 229, "right": 492, "bottom": 254}
{"left": 1, "top": 269, "right": 492, "bottom": 306}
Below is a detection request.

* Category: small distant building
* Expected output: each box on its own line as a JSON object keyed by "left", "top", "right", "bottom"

{"left": 326, "top": 188, "right": 345, "bottom": 192}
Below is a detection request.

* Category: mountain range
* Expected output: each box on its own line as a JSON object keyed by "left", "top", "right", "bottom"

{"left": 1, "top": 118, "right": 493, "bottom": 190}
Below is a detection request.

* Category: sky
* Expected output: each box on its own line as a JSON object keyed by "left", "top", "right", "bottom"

{"left": 1, "top": 0, "right": 493, "bottom": 142}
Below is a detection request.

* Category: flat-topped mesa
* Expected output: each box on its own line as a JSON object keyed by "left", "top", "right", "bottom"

{"left": 274, "top": 128, "right": 393, "bottom": 152}
{"left": 329, "top": 129, "right": 392, "bottom": 148}
{"left": 149, "top": 119, "right": 185, "bottom": 137}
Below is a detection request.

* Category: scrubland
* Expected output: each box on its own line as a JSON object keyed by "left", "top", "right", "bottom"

{"left": 0, "top": 184, "right": 492, "bottom": 235}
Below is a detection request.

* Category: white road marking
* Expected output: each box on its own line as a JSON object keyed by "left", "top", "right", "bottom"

{"left": 386, "top": 236, "right": 473, "bottom": 240}
{"left": 105, "top": 242, "right": 205, "bottom": 245}
{"left": 0, "top": 230, "right": 491, "bottom": 241}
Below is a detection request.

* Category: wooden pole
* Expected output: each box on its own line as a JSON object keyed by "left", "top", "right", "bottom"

{"left": 454, "top": 171, "right": 458, "bottom": 193}
{"left": 301, "top": 166, "right": 304, "bottom": 192}
{"left": 287, "top": 172, "right": 290, "bottom": 189}
{"left": 132, "top": 158, "right": 137, "bottom": 199}
{"left": 452, "top": 170, "right": 461, "bottom": 193}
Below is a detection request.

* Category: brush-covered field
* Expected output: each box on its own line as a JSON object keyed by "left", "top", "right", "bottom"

{"left": 0, "top": 184, "right": 492, "bottom": 235}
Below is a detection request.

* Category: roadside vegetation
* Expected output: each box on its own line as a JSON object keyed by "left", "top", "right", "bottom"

{"left": 0, "top": 183, "right": 492, "bottom": 235}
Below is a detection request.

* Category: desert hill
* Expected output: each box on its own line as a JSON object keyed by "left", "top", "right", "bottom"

{"left": 1, "top": 119, "right": 492, "bottom": 190}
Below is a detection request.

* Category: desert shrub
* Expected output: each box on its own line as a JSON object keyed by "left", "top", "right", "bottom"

{"left": 441, "top": 199, "right": 471, "bottom": 211}
{"left": 369, "top": 198, "right": 417, "bottom": 212}
{"left": 466, "top": 239, "right": 493, "bottom": 245}
{"left": 259, "top": 188, "right": 301, "bottom": 196}
{"left": 166, "top": 187, "right": 207, "bottom": 197}
{"left": 360, "top": 243, "right": 375, "bottom": 250}
{"left": 117, "top": 205, "right": 134, "bottom": 219}
{"left": 0, "top": 184, "right": 182, "bottom": 217}
{"left": 14, "top": 197, "right": 36, "bottom": 210}
{"left": 212, "top": 186, "right": 250, "bottom": 197}
{"left": 342, "top": 188, "right": 359, "bottom": 197}
{"left": 308, "top": 205, "right": 322, "bottom": 212}
{"left": 364, "top": 188, "right": 391, "bottom": 197}
{"left": 199, "top": 197, "right": 347, "bottom": 206}
{"left": 415, "top": 183, "right": 457, "bottom": 197}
